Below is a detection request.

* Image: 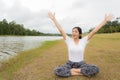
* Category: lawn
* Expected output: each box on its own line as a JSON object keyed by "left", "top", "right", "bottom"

{"left": 0, "top": 33, "right": 120, "bottom": 80}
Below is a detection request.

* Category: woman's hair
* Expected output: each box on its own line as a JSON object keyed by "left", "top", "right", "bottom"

{"left": 72, "top": 27, "right": 82, "bottom": 39}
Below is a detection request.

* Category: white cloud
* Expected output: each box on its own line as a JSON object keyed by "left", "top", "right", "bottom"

{"left": 0, "top": 0, "right": 120, "bottom": 33}
{"left": 19, "top": 0, "right": 52, "bottom": 12}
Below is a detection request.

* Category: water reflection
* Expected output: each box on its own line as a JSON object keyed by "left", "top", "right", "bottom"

{"left": 0, "top": 36, "right": 62, "bottom": 61}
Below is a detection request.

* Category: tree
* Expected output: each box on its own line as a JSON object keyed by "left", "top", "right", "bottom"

{"left": 0, "top": 19, "right": 45, "bottom": 36}
{"left": 89, "top": 17, "right": 120, "bottom": 33}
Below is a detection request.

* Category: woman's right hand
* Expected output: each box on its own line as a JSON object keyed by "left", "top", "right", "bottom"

{"left": 48, "top": 12, "right": 55, "bottom": 21}
{"left": 48, "top": 12, "right": 67, "bottom": 40}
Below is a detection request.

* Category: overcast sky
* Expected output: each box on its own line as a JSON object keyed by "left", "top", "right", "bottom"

{"left": 0, "top": 0, "right": 120, "bottom": 33}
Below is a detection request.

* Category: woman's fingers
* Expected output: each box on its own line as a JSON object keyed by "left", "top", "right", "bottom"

{"left": 105, "top": 14, "right": 114, "bottom": 21}
{"left": 48, "top": 12, "right": 55, "bottom": 20}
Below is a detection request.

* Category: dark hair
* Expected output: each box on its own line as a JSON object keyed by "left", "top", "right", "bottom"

{"left": 72, "top": 27, "right": 82, "bottom": 39}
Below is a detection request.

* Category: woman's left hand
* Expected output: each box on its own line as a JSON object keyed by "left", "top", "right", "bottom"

{"left": 104, "top": 14, "right": 114, "bottom": 22}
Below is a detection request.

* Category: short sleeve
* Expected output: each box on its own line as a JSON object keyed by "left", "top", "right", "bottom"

{"left": 65, "top": 35, "right": 71, "bottom": 45}
{"left": 81, "top": 35, "right": 89, "bottom": 45}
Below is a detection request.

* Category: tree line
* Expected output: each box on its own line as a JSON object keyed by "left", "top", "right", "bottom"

{"left": 1, "top": 17, "right": 119, "bottom": 36}
{"left": 89, "top": 17, "right": 120, "bottom": 33}
{"left": 0, "top": 19, "right": 60, "bottom": 36}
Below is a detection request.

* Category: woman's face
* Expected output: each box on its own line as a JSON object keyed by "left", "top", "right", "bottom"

{"left": 72, "top": 28, "right": 80, "bottom": 39}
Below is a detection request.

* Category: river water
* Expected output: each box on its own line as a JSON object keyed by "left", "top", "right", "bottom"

{"left": 0, "top": 36, "right": 62, "bottom": 61}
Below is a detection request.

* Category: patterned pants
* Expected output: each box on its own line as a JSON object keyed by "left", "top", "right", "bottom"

{"left": 54, "top": 60, "right": 99, "bottom": 77}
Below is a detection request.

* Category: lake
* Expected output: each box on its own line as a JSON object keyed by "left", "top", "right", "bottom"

{"left": 0, "top": 36, "right": 62, "bottom": 61}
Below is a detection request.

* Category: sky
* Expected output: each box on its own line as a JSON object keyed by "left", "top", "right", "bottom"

{"left": 0, "top": 0, "right": 120, "bottom": 33}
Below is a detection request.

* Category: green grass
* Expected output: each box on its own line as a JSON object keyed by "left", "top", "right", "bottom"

{"left": 0, "top": 40, "right": 58, "bottom": 80}
{"left": 0, "top": 33, "right": 120, "bottom": 80}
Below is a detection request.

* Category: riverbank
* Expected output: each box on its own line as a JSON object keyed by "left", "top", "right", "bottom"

{"left": 0, "top": 40, "right": 61, "bottom": 80}
{"left": 0, "top": 36, "right": 62, "bottom": 61}
{"left": 0, "top": 33, "right": 120, "bottom": 80}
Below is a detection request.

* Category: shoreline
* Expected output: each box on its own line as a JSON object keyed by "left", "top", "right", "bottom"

{"left": 0, "top": 39, "right": 59, "bottom": 62}
{"left": 0, "top": 39, "right": 60, "bottom": 72}
{"left": 0, "top": 36, "right": 62, "bottom": 62}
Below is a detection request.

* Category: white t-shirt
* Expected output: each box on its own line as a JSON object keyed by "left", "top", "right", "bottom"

{"left": 65, "top": 35, "right": 89, "bottom": 62}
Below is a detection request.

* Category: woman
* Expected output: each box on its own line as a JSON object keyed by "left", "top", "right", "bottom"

{"left": 48, "top": 12, "right": 113, "bottom": 77}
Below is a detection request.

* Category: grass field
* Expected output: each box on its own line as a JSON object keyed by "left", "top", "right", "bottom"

{"left": 0, "top": 33, "right": 120, "bottom": 80}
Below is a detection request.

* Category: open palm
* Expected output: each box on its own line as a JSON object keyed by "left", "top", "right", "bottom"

{"left": 48, "top": 12, "right": 55, "bottom": 20}
{"left": 105, "top": 14, "right": 114, "bottom": 21}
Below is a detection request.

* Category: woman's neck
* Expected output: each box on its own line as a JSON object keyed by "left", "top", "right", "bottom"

{"left": 73, "top": 38, "right": 79, "bottom": 44}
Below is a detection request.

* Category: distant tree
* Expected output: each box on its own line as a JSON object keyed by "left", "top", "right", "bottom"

{"left": 89, "top": 17, "right": 120, "bottom": 33}
{"left": 0, "top": 19, "right": 66, "bottom": 36}
{"left": 0, "top": 19, "right": 46, "bottom": 36}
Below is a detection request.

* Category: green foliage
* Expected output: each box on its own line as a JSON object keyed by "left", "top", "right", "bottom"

{"left": 0, "top": 19, "right": 49, "bottom": 36}
{"left": 89, "top": 17, "right": 120, "bottom": 33}
{"left": 0, "top": 19, "right": 44, "bottom": 36}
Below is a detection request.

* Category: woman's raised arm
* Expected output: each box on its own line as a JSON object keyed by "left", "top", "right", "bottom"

{"left": 48, "top": 12, "right": 67, "bottom": 40}
{"left": 88, "top": 14, "right": 114, "bottom": 40}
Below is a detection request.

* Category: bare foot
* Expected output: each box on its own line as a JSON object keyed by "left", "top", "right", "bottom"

{"left": 70, "top": 68, "right": 83, "bottom": 76}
